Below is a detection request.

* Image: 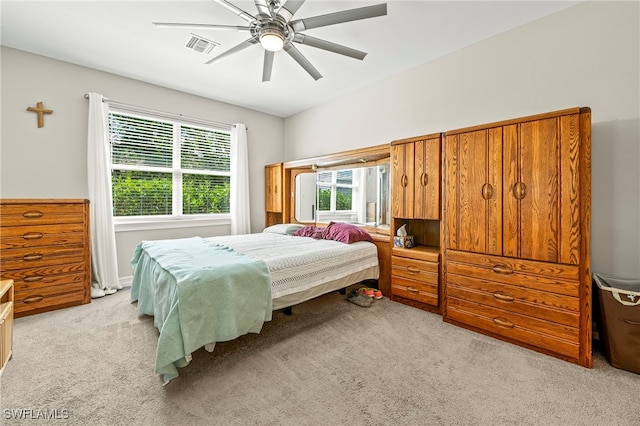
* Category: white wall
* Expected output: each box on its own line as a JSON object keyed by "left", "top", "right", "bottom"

{"left": 1, "top": 47, "right": 285, "bottom": 277}
{"left": 284, "top": 1, "right": 640, "bottom": 278}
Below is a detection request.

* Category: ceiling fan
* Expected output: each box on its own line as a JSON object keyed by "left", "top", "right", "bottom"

{"left": 153, "top": 0, "right": 387, "bottom": 81}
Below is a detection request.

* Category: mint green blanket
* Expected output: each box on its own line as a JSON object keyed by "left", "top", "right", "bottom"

{"left": 131, "top": 237, "right": 272, "bottom": 383}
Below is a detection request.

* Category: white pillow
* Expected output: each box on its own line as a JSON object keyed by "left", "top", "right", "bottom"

{"left": 263, "top": 223, "right": 305, "bottom": 235}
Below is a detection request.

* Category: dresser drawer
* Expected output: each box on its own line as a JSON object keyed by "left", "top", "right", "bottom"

{"left": 446, "top": 250, "right": 580, "bottom": 297}
{"left": 0, "top": 262, "right": 86, "bottom": 283}
{"left": 11, "top": 272, "right": 86, "bottom": 293}
{"left": 14, "top": 283, "right": 86, "bottom": 317}
{"left": 0, "top": 246, "right": 86, "bottom": 272}
{"left": 446, "top": 297, "right": 580, "bottom": 359}
{"left": 446, "top": 273, "right": 580, "bottom": 327}
{"left": 0, "top": 223, "right": 86, "bottom": 250}
{"left": 0, "top": 202, "right": 85, "bottom": 227}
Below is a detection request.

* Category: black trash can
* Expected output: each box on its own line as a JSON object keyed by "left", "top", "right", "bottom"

{"left": 593, "top": 273, "right": 640, "bottom": 374}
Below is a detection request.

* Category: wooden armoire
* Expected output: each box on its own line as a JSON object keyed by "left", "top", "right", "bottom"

{"left": 443, "top": 107, "right": 592, "bottom": 367}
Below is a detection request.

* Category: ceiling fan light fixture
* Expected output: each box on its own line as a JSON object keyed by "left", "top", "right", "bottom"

{"left": 260, "top": 30, "right": 284, "bottom": 52}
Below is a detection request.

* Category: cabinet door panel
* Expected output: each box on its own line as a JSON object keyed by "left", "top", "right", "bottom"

{"left": 391, "top": 143, "right": 414, "bottom": 218}
{"left": 457, "top": 131, "right": 487, "bottom": 252}
{"left": 559, "top": 114, "right": 581, "bottom": 265}
{"left": 519, "top": 118, "right": 559, "bottom": 262}
{"left": 447, "top": 130, "right": 501, "bottom": 254}
{"left": 414, "top": 137, "right": 441, "bottom": 220}
{"left": 265, "top": 164, "right": 282, "bottom": 213}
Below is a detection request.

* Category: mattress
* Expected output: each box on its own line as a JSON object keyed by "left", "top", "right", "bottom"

{"left": 207, "top": 232, "right": 379, "bottom": 308}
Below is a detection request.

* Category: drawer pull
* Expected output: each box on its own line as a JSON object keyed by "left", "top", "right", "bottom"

{"left": 23, "top": 210, "right": 44, "bottom": 218}
{"left": 23, "top": 253, "right": 44, "bottom": 261}
{"left": 401, "top": 174, "right": 409, "bottom": 188}
{"left": 624, "top": 319, "right": 640, "bottom": 326}
{"left": 23, "top": 232, "right": 44, "bottom": 240}
{"left": 493, "top": 317, "right": 514, "bottom": 328}
{"left": 406, "top": 286, "right": 420, "bottom": 294}
{"left": 24, "top": 275, "right": 44, "bottom": 282}
{"left": 407, "top": 266, "right": 421, "bottom": 274}
{"left": 23, "top": 295, "right": 44, "bottom": 304}
{"left": 493, "top": 292, "right": 514, "bottom": 302}
{"left": 492, "top": 264, "right": 513, "bottom": 275}
{"left": 420, "top": 172, "right": 428, "bottom": 186}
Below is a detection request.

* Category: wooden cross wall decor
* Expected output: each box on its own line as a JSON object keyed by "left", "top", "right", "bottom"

{"left": 26, "top": 101, "right": 53, "bottom": 128}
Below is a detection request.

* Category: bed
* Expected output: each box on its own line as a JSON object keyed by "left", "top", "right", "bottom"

{"left": 130, "top": 223, "right": 379, "bottom": 383}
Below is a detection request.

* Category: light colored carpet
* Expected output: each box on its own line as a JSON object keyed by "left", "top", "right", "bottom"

{"left": 1, "top": 286, "right": 638, "bottom": 426}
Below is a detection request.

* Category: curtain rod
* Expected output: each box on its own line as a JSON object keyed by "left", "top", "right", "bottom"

{"left": 83, "top": 93, "right": 239, "bottom": 131}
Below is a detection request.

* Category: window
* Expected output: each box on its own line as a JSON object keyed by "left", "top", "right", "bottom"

{"left": 316, "top": 169, "right": 355, "bottom": 212}
{"left": 108, "top": 110, "right": 231, "bottom": 219}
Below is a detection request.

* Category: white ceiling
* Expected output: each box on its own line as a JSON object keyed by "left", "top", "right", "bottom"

{"left": 1, "top": 0, "right": 579, "bottom": 117}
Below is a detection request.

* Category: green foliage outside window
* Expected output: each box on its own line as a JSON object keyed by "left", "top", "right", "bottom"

{"left": 112, "top": 171, "right": 230, "bottom": 216}
{"left": 182, "top": 174, "right": 230, "bottom": 214}
{"left": 317, "top": 186, "right": 352, "bottom": 211}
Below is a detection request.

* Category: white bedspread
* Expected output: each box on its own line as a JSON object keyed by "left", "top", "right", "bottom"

{"left": 207, "top": 233, "right": 379, "bottom": 299}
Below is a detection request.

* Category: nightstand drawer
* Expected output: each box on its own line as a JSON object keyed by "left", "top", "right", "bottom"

{"left": 391, "top": 276, "right": 437, "bottom": 306}
{"left": 392, "top": 256, "right": 438, "bottom": 282}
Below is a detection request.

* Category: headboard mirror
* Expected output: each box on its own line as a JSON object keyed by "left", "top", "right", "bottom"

{"left": 293, "top": 160, "right": 391, "bottom": 230}
{"left": 285, "top": 145, "right": 391, "bottom": 229}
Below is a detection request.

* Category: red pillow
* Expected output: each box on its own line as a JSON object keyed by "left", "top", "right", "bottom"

{"left": 323, "top": 222, "right": 373, "bottom": 244}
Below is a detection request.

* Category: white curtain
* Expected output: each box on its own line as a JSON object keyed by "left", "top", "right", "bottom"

{"left": 87, "top": 92, "right": 121, "bottom": 297}
{"left": 230, "top": 123, "right": 251, "bottom": 235}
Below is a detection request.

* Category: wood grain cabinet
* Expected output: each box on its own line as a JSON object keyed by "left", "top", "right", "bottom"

{"left": 391, "top": 133, "right": 441, "bottom": 220}
{"left": 391, "top": 246, "right": 439, "bottom": 309}
{"left": 443, "top": 108, "right": 592, "bottom": 367}
{"left": 390, "top": 133, "right": 443, "bottom": 313}
{"left": 0, "top": 199, "right": 91, "bottom": 317}
{"left": 0, "top": 278, "right": 13, "bottom": 376}
{"left": 265, "top": 163, "right": 284, "bottom": 227}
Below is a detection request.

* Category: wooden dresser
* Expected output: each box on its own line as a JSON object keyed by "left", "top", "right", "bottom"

{"left": 0, "top": 199, "right": 91, "bottom": 317}
{"left": 443, "top": 108, "right": 592, "bottom": 367}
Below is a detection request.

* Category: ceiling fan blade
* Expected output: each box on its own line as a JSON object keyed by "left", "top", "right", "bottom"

{"left": 153, "top": 22, "right": 250, "bottom": 31}
{"left": 293, "top": 34, "right": 367, "bottom": 60}
{"left": 283, "top": 43, "right": 322, "bottom": 80}
{"left": 262, "top": 50, "right": 275, "bottom": 82}
{"left": 213, "top": 0, "right": 257, "bottom": 23}
{"left": 253, "top": 0, "right": 272, "bottom": 18}
{"left": 205, "top": 38, "right": 259, "bottom": 65}
{"left": 278, "top": 0, "right": 306, "bottom": 22}
{"left": 290, "top": 3, "right": 387, "bottom": 32}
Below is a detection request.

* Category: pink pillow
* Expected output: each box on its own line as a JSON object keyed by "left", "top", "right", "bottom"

{"left": 323, "top": 222, "right": 373, "bottom": 244}
{"left": 293, "top": 225, "right": 326, "bottom": 239}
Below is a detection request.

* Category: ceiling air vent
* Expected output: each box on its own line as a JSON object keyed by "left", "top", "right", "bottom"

{"left": 184, "top": 34, "right": 218, "bottom": 55}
